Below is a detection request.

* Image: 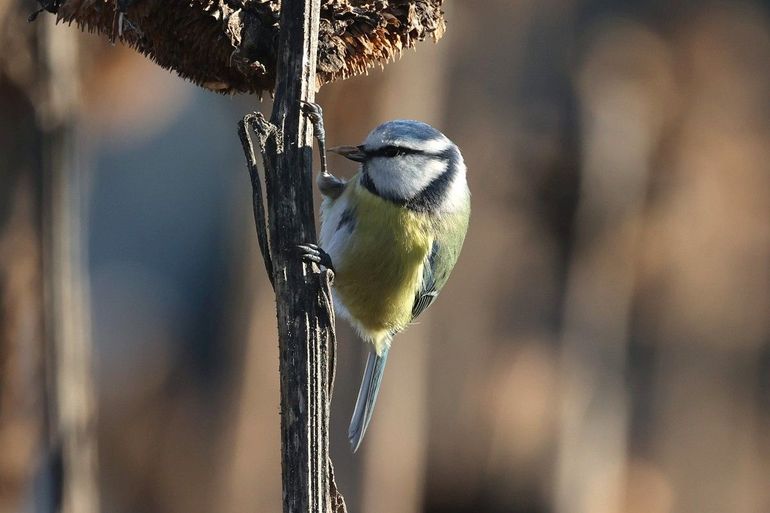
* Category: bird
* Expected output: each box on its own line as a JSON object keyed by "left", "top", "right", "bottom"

{"left": 299, "top": 104, "right": 470, "bottom": 452}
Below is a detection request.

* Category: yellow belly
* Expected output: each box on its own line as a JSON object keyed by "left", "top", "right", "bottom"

{"left": 333, "top": 185, "right": 432, "bottom": 349}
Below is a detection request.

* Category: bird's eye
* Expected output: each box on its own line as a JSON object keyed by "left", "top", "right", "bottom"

{"left": 383, "top": 146, "right": 400, "bottom": 158}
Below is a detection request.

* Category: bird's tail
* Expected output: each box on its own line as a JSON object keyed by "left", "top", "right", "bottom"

{"left": 348, "top": 346, "right": 390, "bottom": 452}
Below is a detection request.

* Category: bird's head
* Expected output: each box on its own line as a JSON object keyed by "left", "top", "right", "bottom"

{"left": 330, "top": 120, "right": 468, "bottom": 212}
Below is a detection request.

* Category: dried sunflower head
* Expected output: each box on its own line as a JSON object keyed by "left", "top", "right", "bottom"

{"left": 52, "top": 0, "right": 445, "bottom": 94}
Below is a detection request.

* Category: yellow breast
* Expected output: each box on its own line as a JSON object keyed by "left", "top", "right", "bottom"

{"left": 333, "top": 182, "right": 432, "bottom": 351}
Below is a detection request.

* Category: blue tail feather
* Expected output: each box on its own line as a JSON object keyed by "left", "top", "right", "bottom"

{"left": 348, "top": 347, "right": 389, "bottom": 452}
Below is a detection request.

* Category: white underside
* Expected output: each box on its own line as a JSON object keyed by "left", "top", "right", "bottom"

{"left": 319, "top": 192, "right": 360, "bottom": 333}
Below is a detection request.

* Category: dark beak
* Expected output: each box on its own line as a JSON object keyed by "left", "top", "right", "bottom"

{"left": 329, "top": 145, "right": 367, "bottom": 162}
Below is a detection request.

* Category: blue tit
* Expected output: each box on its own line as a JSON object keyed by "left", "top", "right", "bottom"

{"left": 305, "top": 118, "right": 470, "bottom": 452}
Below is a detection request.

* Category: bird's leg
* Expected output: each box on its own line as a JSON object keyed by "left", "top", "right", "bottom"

{"left": 297, "top": 243, "right": 335, "bottom": 273}
{"left": 300, "top": 101, "right": 330, "bottom": 175}
{"left": 300, "top": 101, "right": 346, "bottom": 199}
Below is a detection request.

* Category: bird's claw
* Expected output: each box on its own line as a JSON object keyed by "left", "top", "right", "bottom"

{"left": 300, "top": 101, "right": 324, "bottom": 128}
{"left": 300, "top": 101, "right": 326, "bottom": 147}
{"left": 298, "top": 243, "right": 335, "bottom": 272}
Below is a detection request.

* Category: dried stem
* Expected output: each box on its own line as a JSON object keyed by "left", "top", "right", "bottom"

{"left": 237, "top": 0, "right": 346, "bottom": 510}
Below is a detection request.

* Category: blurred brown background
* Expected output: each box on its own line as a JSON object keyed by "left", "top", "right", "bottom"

{"left": 2, "top": 0, "right": 770, "bottom": 512}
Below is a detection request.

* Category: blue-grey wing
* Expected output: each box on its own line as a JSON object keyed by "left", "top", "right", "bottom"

{"left": 411, "top": 241, "right": 441, "bottom": 319}
{"left": 411, "top": 203, "right": 470, "bottom": 320}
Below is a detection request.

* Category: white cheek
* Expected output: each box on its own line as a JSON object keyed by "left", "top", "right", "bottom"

{"left": 370, "top": 156, "right": 447, "bottom": 200}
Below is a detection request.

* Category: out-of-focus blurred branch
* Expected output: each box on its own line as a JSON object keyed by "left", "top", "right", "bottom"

{"left": 554, "top": 22, "right": 672, "bottom": 513}
{"left": 0, "top": 5, "right": 46, "bottom": 511}
{"left": 38, "top": 14, "right": 99, "bottom": 513}
{"left": 0, "top": 3, "right": 97, "bottom": 512}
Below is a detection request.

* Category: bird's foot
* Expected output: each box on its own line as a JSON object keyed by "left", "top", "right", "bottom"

{"left": 299, "top": 100, "right": 325, "bottom": 128}
{"left": 317, "top": 173, "right": 346, "bottom": 199}
{"left": 298, "top": 243, "right": 335, "bottom": 273}
{"left": 300, "top": 101, "right": 327, "bottom": 159}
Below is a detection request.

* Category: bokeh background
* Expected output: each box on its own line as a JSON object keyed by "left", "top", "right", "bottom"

{"left": 3, "top": 1, "right": 770, "bottom": 512}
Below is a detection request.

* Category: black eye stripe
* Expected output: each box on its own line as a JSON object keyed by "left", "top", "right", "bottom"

{"left": 365, "top": 145, "right": 424, "bottom": 158}
{"left": 363, "top": 145, "right": 455, "bottom": 163}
